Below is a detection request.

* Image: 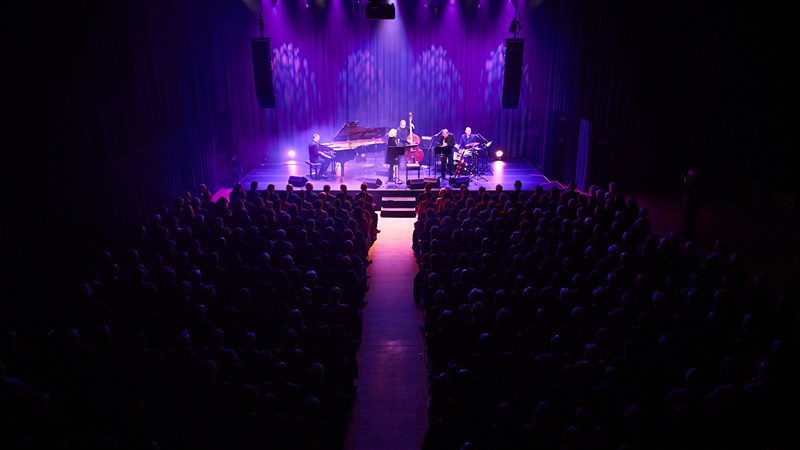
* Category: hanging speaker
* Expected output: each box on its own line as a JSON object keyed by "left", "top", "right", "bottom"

{"left": 502, "top": 38, "right": 524, "bottom": 109}
{"left": 288, "top": 176, "right": 308, "bottom": 187}
{"left": 363, "top": 178, "right": 382, "bottom": 189}
{"left": 251, "top": 38, "right": 276, "bottom": 108}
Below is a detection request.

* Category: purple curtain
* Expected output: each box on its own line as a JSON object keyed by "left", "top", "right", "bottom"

{"left": 255, "top": 0, "right": 541, "bottom": 166}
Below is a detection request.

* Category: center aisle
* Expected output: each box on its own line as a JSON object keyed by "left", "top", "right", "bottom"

{"left": 344, "top": 215, "right": 429, "bottom": 450}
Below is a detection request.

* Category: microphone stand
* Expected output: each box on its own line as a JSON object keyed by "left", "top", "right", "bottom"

{"left": 475, "top": 133, "right": 492, "bottom": 176}
{"left": 427, "top": 129, "right": 445, "bottom": 177}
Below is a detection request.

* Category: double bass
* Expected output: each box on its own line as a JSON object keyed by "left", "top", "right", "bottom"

{"left": 405, "top": 112, "right": 424, "bottom": 164}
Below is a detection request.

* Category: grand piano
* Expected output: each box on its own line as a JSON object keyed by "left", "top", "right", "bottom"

{"left": 320, "top": 121, "right": 387, "bottom": 178}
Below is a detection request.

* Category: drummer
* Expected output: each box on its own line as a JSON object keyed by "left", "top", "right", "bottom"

{"left": 458, "top": 127, "right": 479, "bottom": 154}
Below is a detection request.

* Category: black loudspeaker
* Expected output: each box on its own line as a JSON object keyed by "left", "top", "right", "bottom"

{"left": 449, "top": 176, "right": 470, "bottom": 187}
{"left": 407, "top": 178, "right": 426, "bottom": 190}
{"left": 288, "top": 176, "right": 308, "bottom": 187}
{"left": 251, "top": 38, "right": 276, "bottom": 108}
{"left": 424, "top": 177, "right": 440, "bottom": 188}
{"left": 363, "top": 178, "right": 382, "bottom": 189}
{"left": 502, "top": 38, "right": 524, "bottom": 109}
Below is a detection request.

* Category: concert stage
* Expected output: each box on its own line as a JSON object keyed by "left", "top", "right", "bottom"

{"left": 232, "top": 157, "right": 562, "bottom": 193}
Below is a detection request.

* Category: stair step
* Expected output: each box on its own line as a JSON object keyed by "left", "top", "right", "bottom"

{"left": 381, "top": 200, "right": 417, "bottom": 209}
{"left": 380, "top": 207, "right": 417, "bottom": 218}
{"left": 380, "top": 207, "right": 416, "bottom": 211}
{"left": 379, "top": 191, "right": 418, "bottom": 197}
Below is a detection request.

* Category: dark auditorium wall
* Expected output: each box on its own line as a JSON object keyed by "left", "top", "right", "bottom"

{"left": 531, "top": 0, "right": 782, "bottom": 194}
{"left": 5, "top": 1, "right": 266, "bottom": 318}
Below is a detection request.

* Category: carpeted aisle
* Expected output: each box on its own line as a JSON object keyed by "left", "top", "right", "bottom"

{"left": 344, "top": 215, "right": 429, "bottom": 450}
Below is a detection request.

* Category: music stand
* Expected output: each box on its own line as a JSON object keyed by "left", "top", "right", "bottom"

{"left": 433, "top": 144, "right": 452, "bottom": 178}
{"left": 426, "top": 130, "right": 444, "bottom": 176}
{"left": 475, "top": 134, "right": 493, "bottom": 175}
{"left": 385, "top": 146, "right": 405, "bottom": 184}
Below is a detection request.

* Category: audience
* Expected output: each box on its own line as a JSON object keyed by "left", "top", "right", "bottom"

{"left": 415, "top": 180, "right": 799, "bottom": 450}
{"left": 1, "top": 181, "right": 376, "bottom": 450}
{"left": 2, "top": 178, "right": 797, "bottom": 450}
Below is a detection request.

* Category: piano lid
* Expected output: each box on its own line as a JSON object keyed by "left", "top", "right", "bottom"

{"left": 330, "top": 121, "right": 387, "bottom": 142}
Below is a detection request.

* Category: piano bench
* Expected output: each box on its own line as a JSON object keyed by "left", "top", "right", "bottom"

{"left": 406, "top": 163, "right": 421, "bottom": 181}
{"left": 306, "top": 161, "right": 322, "bottom": 179}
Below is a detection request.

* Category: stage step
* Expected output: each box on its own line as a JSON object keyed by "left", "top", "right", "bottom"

{"left": 380, "top": 207, "right": 417, "bottom": 218}
{"left": 379, "top": 194, "right": 417, "bottom": 217}
{"left": 381, "top": 196, "right": 417, "bottom": 209}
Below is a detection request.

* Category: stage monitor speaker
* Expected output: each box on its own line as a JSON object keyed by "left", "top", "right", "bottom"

{"left": 288, "top": 176, "right": 308, "bottom": 187}
{"left": 502, "top": 38, "right": 524, "bottom": 109}
{"left": 450, "top": 176, "right": 470, "bottom": 187}
{"left": 407, "top": 178, "right": 426, "bottom": 190}
{"left": 424, "top": 177, "right": 440, "bottom": 188}
{"left": 251, "top": 38, "right": 276, "bottom": 108}
{"left": 363, "top": 178, "right": 383, "bottom": 189}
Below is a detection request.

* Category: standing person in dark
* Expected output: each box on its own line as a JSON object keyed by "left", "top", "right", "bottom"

{"left": 309, "top": 133, "right": 331, "bottom": 178}
{"left": 386, "top": 128, "right": 400, "bottom": 180}
{"left": 681, "top": 168, "right": 699, "bottom": 241}
{"left": 387, "top": 128, "right": 399, "bottom": 148}
{"left": 437, "top": 129, "right": 455, "bottom": 179}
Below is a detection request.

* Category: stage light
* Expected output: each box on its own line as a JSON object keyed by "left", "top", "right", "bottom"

{"left": 288, "top": 150, "right": 296, "bottom": 158}
{"left": 509, "top": 0, "right": 522, "bottom": 37}
{"left": 495, "top": 149, "right": 504, "bottom": 159}
{"left": 508, "top": 18, "right": 521, "bottom": 37}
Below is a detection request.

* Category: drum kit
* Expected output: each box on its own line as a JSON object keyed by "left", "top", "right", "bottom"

{"left": 453, "top": 141, "right": 491, "bottom": 180}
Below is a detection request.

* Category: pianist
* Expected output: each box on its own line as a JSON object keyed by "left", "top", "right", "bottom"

{"left": 309, "top": 133, "right": 331, "bottom": 178}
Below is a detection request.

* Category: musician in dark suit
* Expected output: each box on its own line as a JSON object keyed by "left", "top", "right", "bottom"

{"left": 308, "top": 133, "right": 331, "bottom": 178}
{"left": 437, "top": 129, "right": 456, "bottom": 178}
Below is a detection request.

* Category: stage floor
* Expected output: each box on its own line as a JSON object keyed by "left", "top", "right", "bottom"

{"left": 230, "top": 157, "right": 561, "bottom": 194}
